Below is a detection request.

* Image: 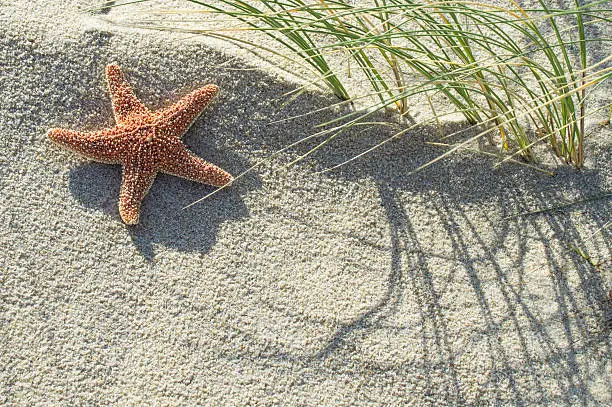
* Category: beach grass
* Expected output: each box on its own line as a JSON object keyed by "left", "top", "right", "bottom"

{"left": 101, "top": 0, "right": 611, "bottom": 172}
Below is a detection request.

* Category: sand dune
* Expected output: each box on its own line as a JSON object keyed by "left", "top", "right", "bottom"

{"left": 1, "top": 1, "right": 610, "bottom": 405}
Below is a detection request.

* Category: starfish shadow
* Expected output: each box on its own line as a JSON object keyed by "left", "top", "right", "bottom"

{"left": 68, "top": 148, "right": 256, "bottom": 259}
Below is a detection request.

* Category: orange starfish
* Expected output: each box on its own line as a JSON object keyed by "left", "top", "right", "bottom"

{"left": 48, "top": 64, "right": 233, "bottom": 225}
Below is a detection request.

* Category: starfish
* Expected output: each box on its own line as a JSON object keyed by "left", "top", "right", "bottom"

{"left": 48, "top": 64, "right": 233, "bottom": 225}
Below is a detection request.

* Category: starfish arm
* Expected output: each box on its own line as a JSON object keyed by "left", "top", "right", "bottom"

{"left": 106, "top": 64, "right": 149, "bottom": 125}
{"left": 155, "top": 85, "right": 219, "bottom": 138}
{"left": 160, "top": 145, "right": 233, "bottom": 187}
{"left": 118, "top": 162, "right": 157, "bottom": 225}
{"left": 47, "top": 128, "right": 125, "bottom": 164}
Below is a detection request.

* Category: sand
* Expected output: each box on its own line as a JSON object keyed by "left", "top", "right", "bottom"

{"left": 1, "top": 0, "right": 610, "bottom": 405}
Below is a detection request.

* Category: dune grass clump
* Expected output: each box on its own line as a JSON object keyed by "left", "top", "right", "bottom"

{"left": 104, "top": 0, "right": 611, "bottom": 171}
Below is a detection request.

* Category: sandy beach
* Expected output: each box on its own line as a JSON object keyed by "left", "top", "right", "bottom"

{"left": 1, "top": 0, "right": 610, "bottom": 405}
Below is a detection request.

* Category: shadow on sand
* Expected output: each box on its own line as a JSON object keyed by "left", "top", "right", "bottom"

{"left": 45, "top": 29, "right": 611, "bottom": 405}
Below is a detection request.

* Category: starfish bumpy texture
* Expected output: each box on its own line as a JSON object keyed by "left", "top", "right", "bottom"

{"left": 48, "top": 64, "right": 233, "bottom": 225}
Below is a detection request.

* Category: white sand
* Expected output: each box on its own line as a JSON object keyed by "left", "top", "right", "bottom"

{"left": 1, "top": 1, "right": 611, "bottom": 405}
